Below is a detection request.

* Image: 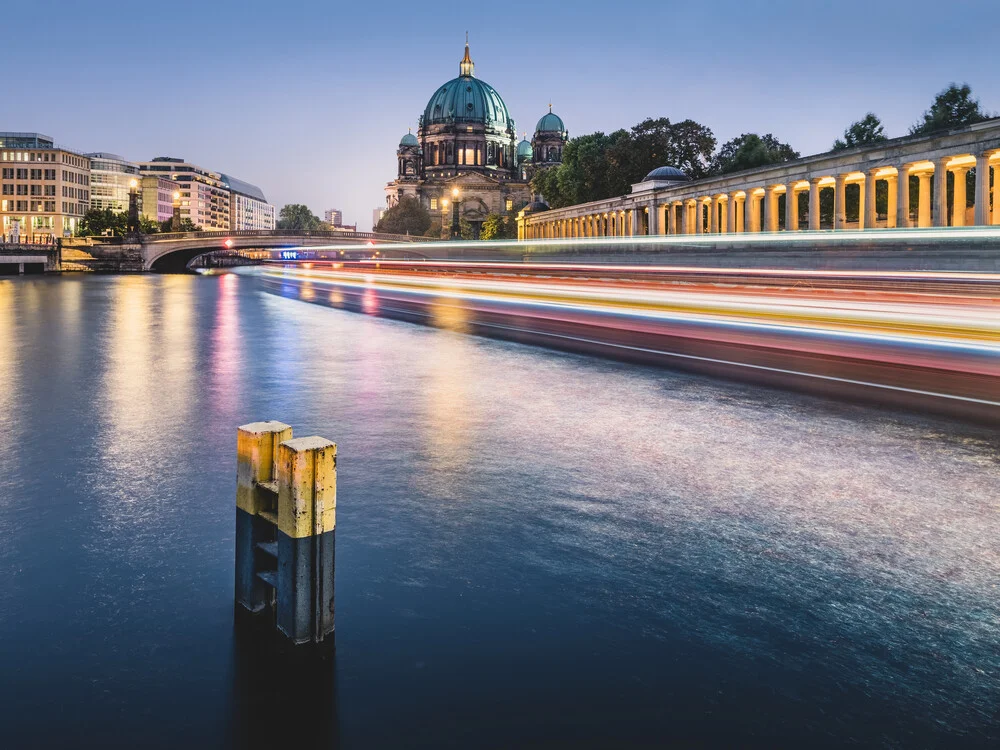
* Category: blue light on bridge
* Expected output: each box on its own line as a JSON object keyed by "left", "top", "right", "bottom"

{"left": 280, "top": 251, "right": 299, "bottom": 260}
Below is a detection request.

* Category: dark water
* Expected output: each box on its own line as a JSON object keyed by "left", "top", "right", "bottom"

{"left": 1, "top": 274, "right": 999, "bottom": 749}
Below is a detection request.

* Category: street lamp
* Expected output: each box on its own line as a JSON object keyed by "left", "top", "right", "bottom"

{"left": 127, "top": 178, "right": 140, "bottom": 234}
{"left": 171, "top": 191, "right": 182, "bottom": 232}
{"left": 450, "top": 187, "right": 461, "bottom": 239}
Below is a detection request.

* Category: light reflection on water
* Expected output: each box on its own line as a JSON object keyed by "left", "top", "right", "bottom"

{"left": 0, "top": 274, "right": 999, "bottom": 748}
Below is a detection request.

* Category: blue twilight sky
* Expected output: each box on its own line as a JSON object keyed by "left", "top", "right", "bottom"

{"left": 7, "top": 0, "right": 998, "bottom": 228}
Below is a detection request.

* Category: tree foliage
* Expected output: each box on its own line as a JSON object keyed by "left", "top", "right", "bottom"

{"left": 832, "top": 113, "right": 888, "bottom": 151}
{"left": 276, "top": 203, "right": 323, "bottom": 230}
{"left": 709, "top": 133, "right": 798, "bottom": 175}
{"left": 480, "top": 213, "right": 517, "bottom": 240}
{"left": 910, "top": 84, "right": 991, "bottom": 135}
{"left": 530, "top": 118, "right": 716, "bottom": 208}
{"left": 375, "top": 196, "right": 431, "bottom": 236}
{"left": 160, "top": 217, "right": 199, "bottom": 233}
{"left": 78, "top": 208, "right": 127, "bottom": 236}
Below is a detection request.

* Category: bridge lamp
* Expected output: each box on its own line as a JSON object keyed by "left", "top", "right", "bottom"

{"left": 171, "top": 192, "right": 182, "bottom": 232}
{"left": 224, "top": 239, "right": 234, "bottom": 249}
{"left": 127, "top": 178, "right": 140, "bottom": 234}
{"left": 450, "top": 187, "right": 461, "bottom": 240}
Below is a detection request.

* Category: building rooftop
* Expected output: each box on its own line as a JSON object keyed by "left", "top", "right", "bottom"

{"left": 0, "top": 132, "right": 55, "bottom": 148}
{"left": 219, "top": 173, "right": 268, "bottom": 202}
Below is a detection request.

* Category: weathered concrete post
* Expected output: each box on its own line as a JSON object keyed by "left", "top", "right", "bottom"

{"left": 235, "top": 422, "right": 337, "bottom": 646}
{"left": 236, "top": 421, "right": 293, "bottom": 614}
{"left": 276, "top": 436, "right": 337, "bottom": 644}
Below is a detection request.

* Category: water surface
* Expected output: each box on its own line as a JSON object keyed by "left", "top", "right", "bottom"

{"left": 1, "top": 274, "right": 998, "bottom": 748}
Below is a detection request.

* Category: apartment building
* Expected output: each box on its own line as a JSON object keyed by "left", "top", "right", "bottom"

{"left": 0, "top": 132, "right": 90, "bottom": 242}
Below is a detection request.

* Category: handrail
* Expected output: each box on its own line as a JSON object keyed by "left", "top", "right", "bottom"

{"left": 64, "top": 229, "right": 418, "bottom": 244}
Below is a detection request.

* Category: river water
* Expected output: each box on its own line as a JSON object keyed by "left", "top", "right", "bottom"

{"left": 1, "top": 273, "right": 998, "bottom": 748}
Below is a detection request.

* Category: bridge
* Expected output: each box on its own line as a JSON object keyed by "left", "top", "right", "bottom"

{"left": 61, "top": 229, "right": 420, "bottom": 272}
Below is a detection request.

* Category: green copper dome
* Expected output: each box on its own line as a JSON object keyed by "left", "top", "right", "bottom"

{"left": 535, "top": 110, "right": 566, "bottom": 134}
{"left": 399, "top": 132, "right": 418, "bottom": 147}
{"left": 421, "top": 44, "right": 514, "bottom": 132}
{"left": 516, "top": 139, "right": 533, "bottom": 160}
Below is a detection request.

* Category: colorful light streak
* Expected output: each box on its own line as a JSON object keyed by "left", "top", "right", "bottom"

{"left": 253, "top": 261, "right": 1000, "bottom": 421}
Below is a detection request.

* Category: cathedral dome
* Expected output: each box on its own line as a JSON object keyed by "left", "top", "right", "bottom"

{"left": 516, "top": 138, "right": 533, "bottom": 161}
{"left": 421, "top": 43, "right": 514, "bottom": 132}
{"left": 535, "top": 109, "right": 566, "bottom": 134}
{"left": 399, "top": 132, "right": 418, "bottom": 147}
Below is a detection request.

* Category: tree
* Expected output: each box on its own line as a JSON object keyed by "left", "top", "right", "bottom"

{"left": 709, "top": 133, "right": 799, "bottom": 175}
{"left": 276, "top": 203, "right": 323, "bottom": 230}
{"left": 832, "top": 113, "right": 888, "bottom": 151}
{"left": 911, "top": 84, "right": 991, "bottom": 135}
{"left": 160, "top": 217, "right": 200, "bottom": 233}
{"left": 78, "top": 207, "right": 127, "bottom": 236}
{"left": 480, "top": 213, "right": 516, "bottom": 240}
{"left": 375, "top": 196, "right": 431, "bottom": 235}
{"left": 139, "top": 216, "right": 160, "bottom": 234}
{"left": 529, "top": 117, "right": 716, "bottom": 208}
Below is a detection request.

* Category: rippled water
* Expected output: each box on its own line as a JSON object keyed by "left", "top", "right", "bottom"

{"left": 1, "top": 274, "right": 998, "bottom": 748}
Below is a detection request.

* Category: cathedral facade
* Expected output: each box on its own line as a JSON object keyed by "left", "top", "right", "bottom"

{"left": 385, "top": 42, "right": 568, "bottom": 238}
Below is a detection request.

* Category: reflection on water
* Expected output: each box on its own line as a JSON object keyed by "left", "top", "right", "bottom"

{"left": 1, "top": 274, "right": 999, "bottom": 748}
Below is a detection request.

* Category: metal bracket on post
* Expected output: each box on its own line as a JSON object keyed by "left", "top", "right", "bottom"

{"left": 235, "top": 422, "right": 337, "bottom": 646}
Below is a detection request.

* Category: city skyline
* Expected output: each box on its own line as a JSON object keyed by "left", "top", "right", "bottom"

{"left": 13, "top": 0, "right": 1000, "bottom": 229}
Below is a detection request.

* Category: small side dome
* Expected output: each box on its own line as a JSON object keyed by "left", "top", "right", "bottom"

{"left": 535, "top": 111, "right": 565, "bottom": 134}
{"left": 523, "top": 198, "right": 549, "bottom": 213}
{"left": 399, "top": 132, "right": 419, "bottom": 147}
{"left": 516, "top": 139, "right": 533, "bottom": 161}
{"left": 642, "top": 166, "right": 690, "bottom": 182}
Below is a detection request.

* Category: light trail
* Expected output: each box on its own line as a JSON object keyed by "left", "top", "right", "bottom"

{"left": 252, "top": 262, "right": 1000, "bottom": 422}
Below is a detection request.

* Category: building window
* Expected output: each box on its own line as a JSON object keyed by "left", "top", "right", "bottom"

{"left": 505, "top": 199, "right": 513, "bottom": 212}
{"left": 430, "top": 198, "right": 438, "bottom": 210}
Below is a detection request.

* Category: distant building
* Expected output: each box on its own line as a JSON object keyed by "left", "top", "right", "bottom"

{"left": 140, "top": 175, "right": 177, "bottom": 224}
{"left": 324, "top": 208, "right": 343, "bottom": 226}
{"left": 137, "top": 157, "right": 230, "bottom": 230}
{"left": 0, "top": 132, "right": 90, "bottom": 241}
{"left": 384, "top": 41, "right": 568, "bottom": 237}
{"left": 87, "top": 153, "right": 139, "bottom": 213}
{"left": 221, "top": 173, "right": 275, "bottom": 230}
{"left": 373, "top": 207, "right": 386, "bottom": 229}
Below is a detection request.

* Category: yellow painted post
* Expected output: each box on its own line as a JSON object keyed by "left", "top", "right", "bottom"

{"left": 235, "top": 421, "right": 293, "bottom": 613}
{"left": 275, "top": 436, "right": 337, "bottom": 644}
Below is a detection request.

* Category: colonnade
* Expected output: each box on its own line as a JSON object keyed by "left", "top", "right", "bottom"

{"left": 521, "top": 149, "right": 1000, "bottom": 240}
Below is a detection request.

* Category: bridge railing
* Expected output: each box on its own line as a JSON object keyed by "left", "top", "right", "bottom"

{"left": 64, "top": 229, "right": 418, "bottom": 245}
{"left": 0, "top": 243, "right": 60, "bottom": 254}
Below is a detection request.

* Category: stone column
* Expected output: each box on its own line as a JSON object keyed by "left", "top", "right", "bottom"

{"left": 886, "top": 175, "right": 898, "bottom": 228}
{"left": 952, "top": 166, "right": 968, "bottom": 227}
{"left": 834, "top": 174, "right": 847, "bottom": 230}
{"left": 680, "top": 202, "right": 690, "bottom": 234}
{"left": 762, "top": 186, "right": 776, "bottom": 232}
{"left": 993, "top": 162, "right": 1000, "bottom": 226}
{"left": 809, "top": 178, "right": 821, "bottom": 230}
{"left": 785, "top": 184, "right": 798, "bottom": 231}
{"left": 693, "top": 201, "right": 703, "bottom": 234}
{"left": 727, "top": 193, "right": 738, "bottom": 233}
{"left": 974, "top": 153, "right": 992, "bottom": 225}
{"left": 709, "top": 196, "right": 719, "bottom": 233}
{"left": 668, "top": 204, "right": 677, "bottom": 235}
{"left": 933, "top": 157, "right": 949, "bottom": 227}
{"left": 918, "top": 172, "right": 932, "bottom": 227}
{"left": 897, "top": 166, "right": 911, "bottom": 228}
{"left": 647, "top": 204, "right": 658, "bottom": 236}
{"left": 744, "top": 191, "right": 755, "bottom": 232}
{"left": 864, "top": 170, "right": 877, "bottom": 229}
